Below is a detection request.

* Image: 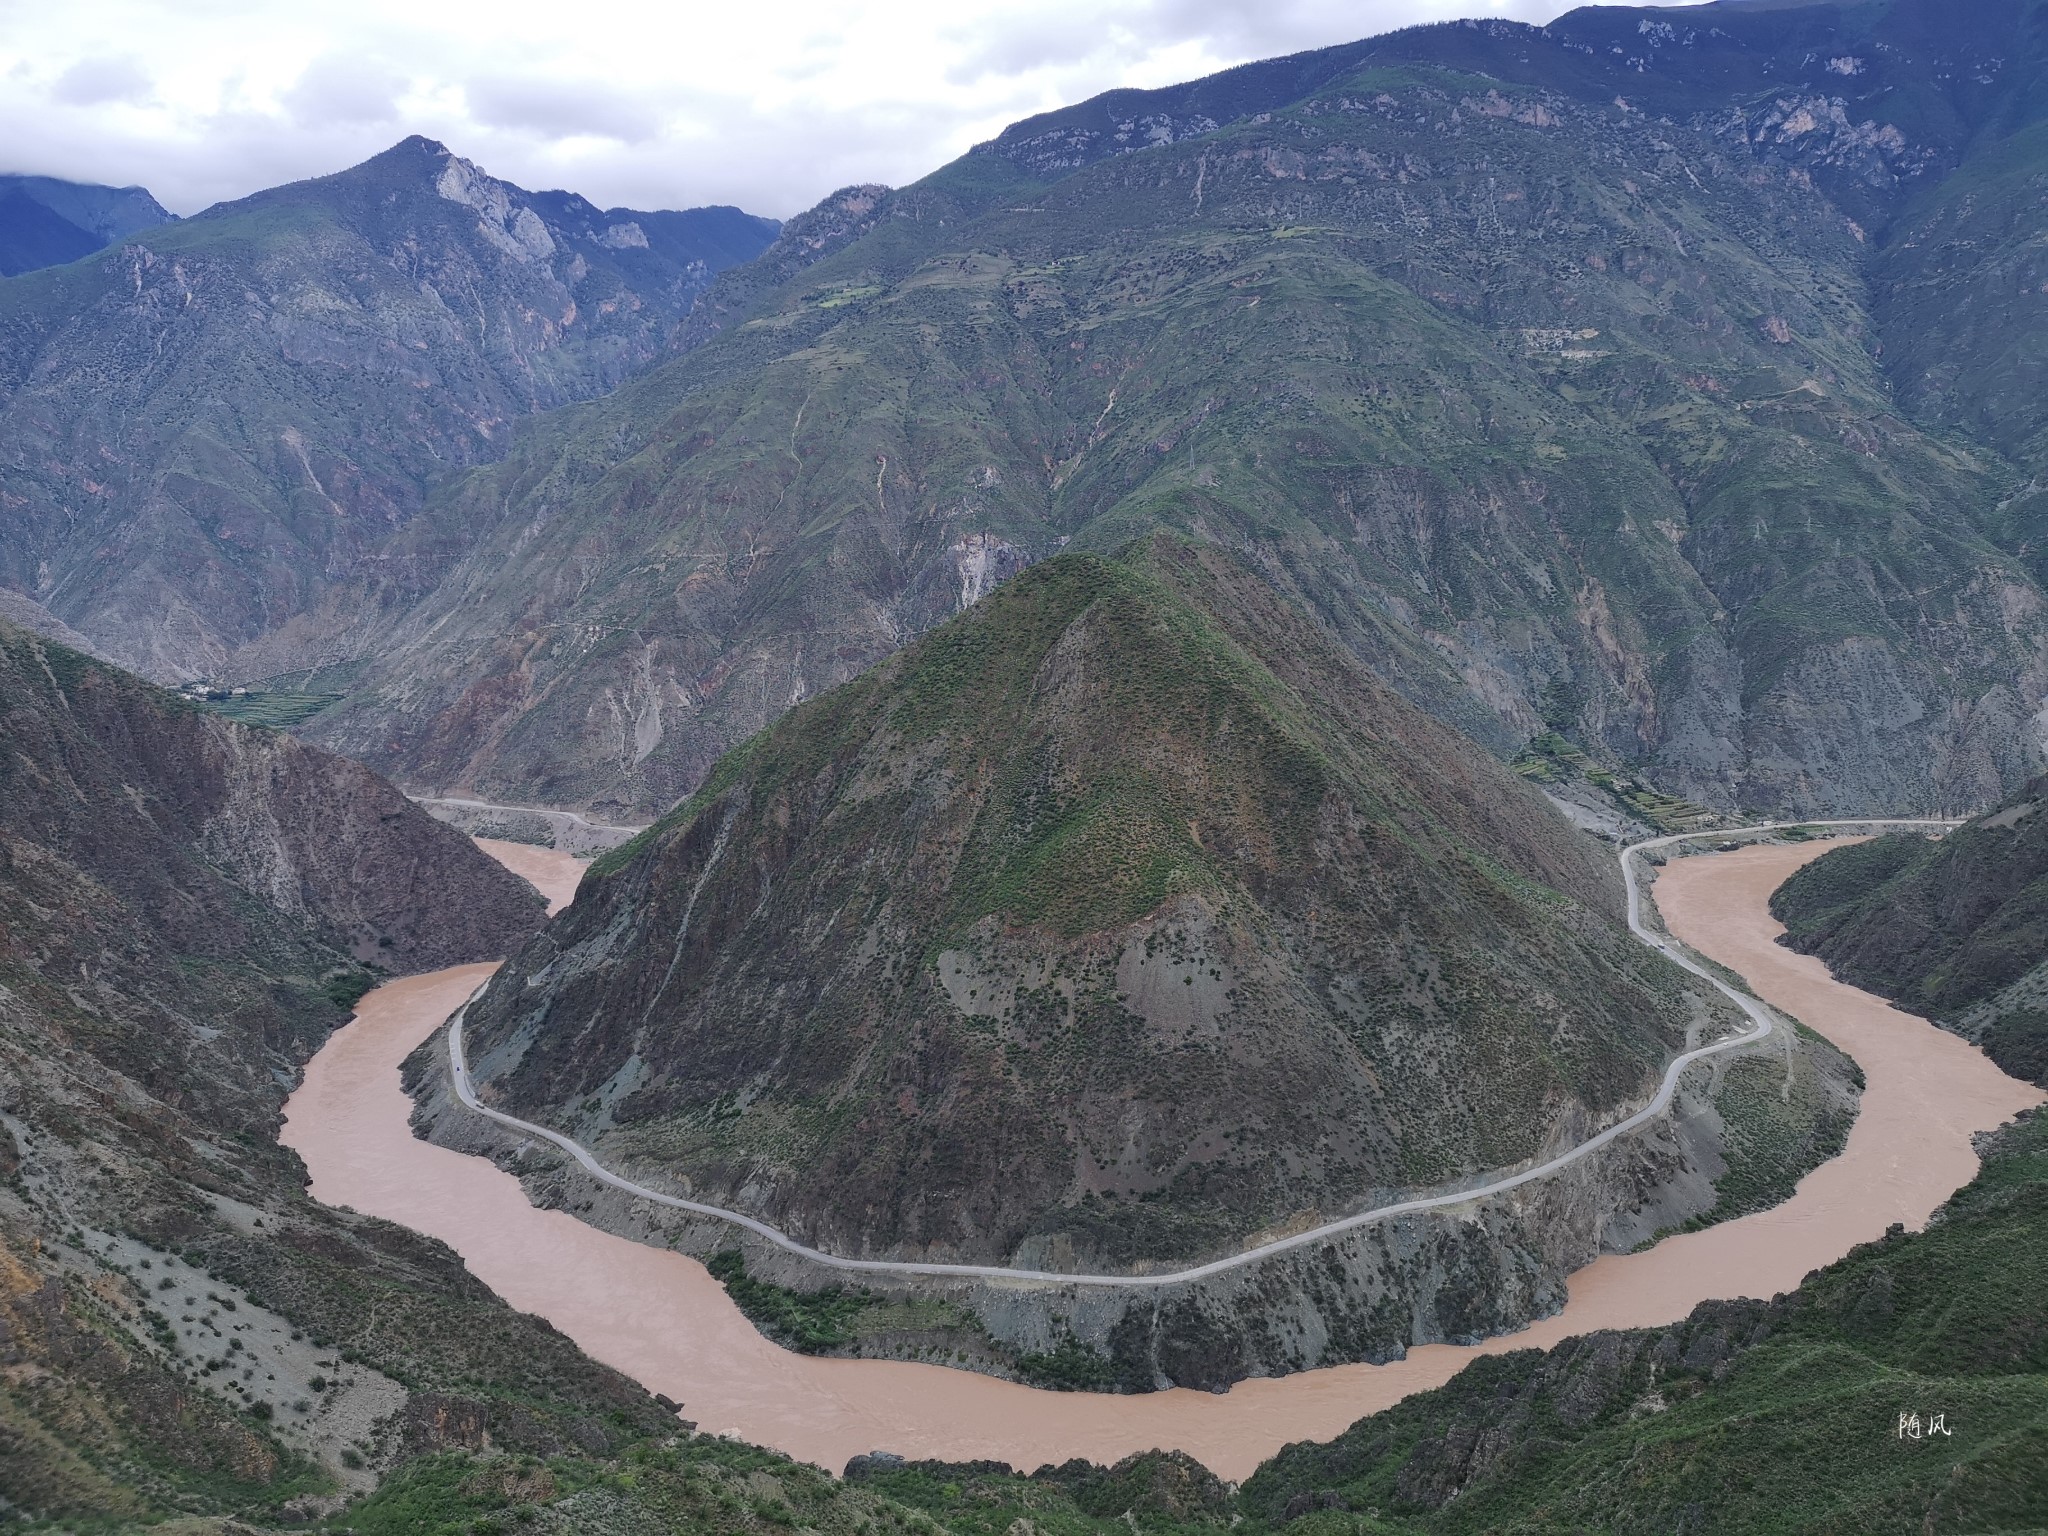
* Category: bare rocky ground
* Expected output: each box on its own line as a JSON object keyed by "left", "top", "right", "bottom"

{"left": 412, "top": 795, "right": 644, "bottom": 855}
{"left": 4, "top": 1112, "right": 404, "bottom": 1514}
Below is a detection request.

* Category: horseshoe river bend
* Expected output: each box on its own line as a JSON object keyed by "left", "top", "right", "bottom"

{"left": 278, "top": 832, "right": 2043, "bottom": 1482}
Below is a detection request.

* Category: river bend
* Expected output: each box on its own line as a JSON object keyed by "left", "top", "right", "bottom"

{"left": 280, "top": 838, "right": 2043, "bottom": 1481}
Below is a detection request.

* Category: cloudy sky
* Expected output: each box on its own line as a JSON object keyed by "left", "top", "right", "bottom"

{"left": 4, "top": 0, "right": 1646, "bottom": 220}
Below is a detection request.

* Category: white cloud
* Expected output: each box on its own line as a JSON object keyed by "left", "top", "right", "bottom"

{"left": 282, "top": 54, "right": 404, "bottom": 128}
{"left": 464, "top": 77, "right": 663, "bottom": 146}
{"left": 50, "top": 54, "right": 154, "bottom": 107}
{"left": 0, "top": 0, "right": 1697, "bottom": 219}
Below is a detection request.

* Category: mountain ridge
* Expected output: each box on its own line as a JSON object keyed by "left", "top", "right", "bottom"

{"left": 0, "top": 136, "right": 779, "bottom": 684}
{"left": 0, "top": 171, "right": 174, "bottom": 276}
{"left": 309, "top": 0, "right": 2048, "bottom": 820}
{"left": 1773, "top": 782, "right": 2048, "bottom": 1084}
{"left": 6, "top": 3, "right": 2046, "bottom": 822}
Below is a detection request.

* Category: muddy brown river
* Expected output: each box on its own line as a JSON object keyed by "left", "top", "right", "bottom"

{"left": 470, "top": 836, "right": 588, "bottom": 916}
{"left": 279, "top": 840, "right": 2043, "bottom": 1481}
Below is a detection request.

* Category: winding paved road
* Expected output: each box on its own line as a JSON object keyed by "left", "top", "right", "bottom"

{"left": 444, "top": 818, "right": 1951, "bottom": 1289}
{"left": 413, "top": 795, "right": 645, "bottom": 830}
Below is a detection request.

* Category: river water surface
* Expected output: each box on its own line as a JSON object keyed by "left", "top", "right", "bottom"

{"left": 279, "top": 840, "right": 2042, "bottom": 1481}
{"left": 470, "top": 837, "right": 589, "bottom": 915}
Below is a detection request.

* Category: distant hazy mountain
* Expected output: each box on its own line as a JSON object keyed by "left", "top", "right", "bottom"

{"left": 315, "top": 0, "right": 2048, "bottom": 822}
{"left": 0, "top": 187, "right": 103, "bottom": 274}
{"left": 0, "top": 137, "right": 779, "bottom": 682}
{"left": 0, "top": 172, "right": 174, "bottom": 275}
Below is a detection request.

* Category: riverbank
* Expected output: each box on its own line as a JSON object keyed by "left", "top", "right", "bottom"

{"left": 279, "top": 838, "right": 2041, "bottom": 1480}
{"left": 411, "top": 795, "right": 644, "bottom": 856}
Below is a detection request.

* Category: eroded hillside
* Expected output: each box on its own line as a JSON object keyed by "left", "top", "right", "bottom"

{"left": 0, "top": 138, "right": 777, "bottom": 683}
{"left": 0, "top": 621, "right": 685, "bottom": 1525}
{"left": 314, "top": 0, "right": 2048, "bottom": 820}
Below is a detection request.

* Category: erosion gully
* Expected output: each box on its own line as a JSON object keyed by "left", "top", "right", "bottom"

{"left": 280, "top": 837, "right": 2043, "bottom": 1482}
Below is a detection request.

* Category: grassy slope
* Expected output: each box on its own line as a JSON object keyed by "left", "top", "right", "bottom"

{"left": 1772, "top": 781, "right": 2048, "bottom": 1083}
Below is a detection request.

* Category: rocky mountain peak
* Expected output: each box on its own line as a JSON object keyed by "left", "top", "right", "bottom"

{"left": 0, "top": 139, "right": 779, "bottom": 684}
{"left": 433, "top": 151, "right": 556, "bottom": 261}
{"left": 380, "top": 132, "right": 454, "bottom": 161}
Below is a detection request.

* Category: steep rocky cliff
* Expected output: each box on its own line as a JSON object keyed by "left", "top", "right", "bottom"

{"left": 0, "top": 621, "right": 683, "bottom": 1526}
{"left": 312, "top": 0, "right": 2048, "bottom": 821}
{"left": 0, "top": 616, "right": 546, "bottom": 986}
{"left": 0, "top": 138, "right": 776, "bottom": 683}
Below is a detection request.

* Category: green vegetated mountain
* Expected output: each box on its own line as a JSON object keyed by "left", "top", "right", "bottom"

{"left": 1774, "top": 783, "right": 2048, "bottom": 1083}
{"left": 434, "top": 540, "right": 1862, "bottom": 1390}
{"left": 1871, "top": 117, "right": 2048, "bottom": 565}
{"left": 304, "top": 0, "right": 2048, "bottom": 822}
{"left": 0, "top": 136, "right": 778, "bottom": 683}
{"left": 0, "top": 172, "right": 174, "bottom": 277}
{"left": 0, "top": 619, "right": 710, "bottom": 1526}
{"left": 1224, "top": 1106, "right": 2048, "bottom": 1535}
